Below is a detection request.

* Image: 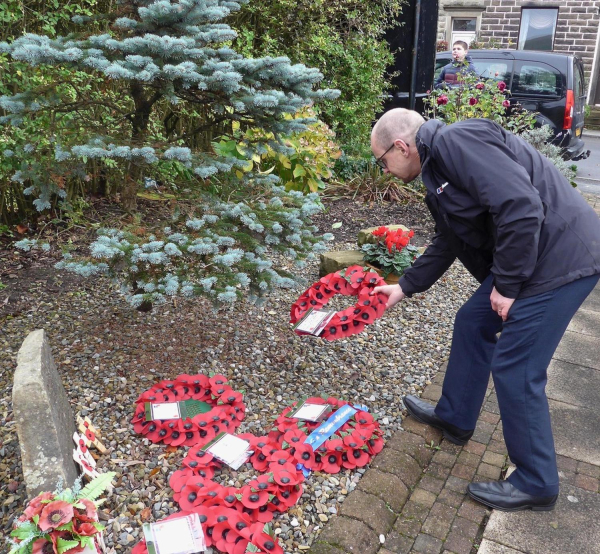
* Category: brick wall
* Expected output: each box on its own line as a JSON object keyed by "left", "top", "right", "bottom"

{"left": 479, "top": 0, "right": 600, "bottom": 80}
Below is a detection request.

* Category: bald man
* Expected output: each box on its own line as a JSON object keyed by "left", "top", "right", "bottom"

{"left": 371, "top": 109, "right": 600, "bottom": 512}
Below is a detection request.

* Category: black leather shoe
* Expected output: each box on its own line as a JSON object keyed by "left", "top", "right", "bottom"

{"left": 403, "top": 395, "right": 474, "bottom": 445}
{"left": 468, "top": 480, "right": 558, "bottom": 512}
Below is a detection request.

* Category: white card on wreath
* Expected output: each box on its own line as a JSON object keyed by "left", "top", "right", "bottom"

{"left": 293, "top": 308, "right": 336, "bottom": 336}
{"left": 151, "top": 402, "right": 181, "bottom": 420}
{"left": 144, "top": 513, "right": 206, "bottom": 554}
{"left": 292, "top": 403, "right": 330, "bottom": 422}
{"left": 205, "top": 433, "right": 251, "bottom": 470}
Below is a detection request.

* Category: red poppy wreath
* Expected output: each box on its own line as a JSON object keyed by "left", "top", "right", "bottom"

{"left": 131, "top": 383, "right": 383, "bottom": 554}
{"left": 290, "top": 265, "right": 389, "bottom": 340}
{"left": 131, "top": 373, "right": 245, "bottom": 447}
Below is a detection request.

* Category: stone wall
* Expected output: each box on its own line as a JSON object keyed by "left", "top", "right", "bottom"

{"left": 437, "top": 0, "right": 600, "bottom": 81}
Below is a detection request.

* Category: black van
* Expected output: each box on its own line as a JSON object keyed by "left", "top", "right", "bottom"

{"left": 435, "top": 49, "right": 588, "bottom": 160}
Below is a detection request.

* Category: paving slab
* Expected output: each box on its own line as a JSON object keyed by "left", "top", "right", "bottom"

{"left": 546, "top": 358, "right": 600, "bottom": 408}
{"left": 477, "top": 539, "right": 526, "bottom": 554}
{"left": 567, "top": 308, "right": 600, "bottom": 337}
{"left": 549, "top": 399, "right": 600, "bottom": 465}
{"left": 483, "top": 484, "right": 600, "bottom": 554}
{"left": 581, "top": 286, "right": 600, "bottom": 312}
{"left": 553, "top": 330, "right": 600, "bottom": 370}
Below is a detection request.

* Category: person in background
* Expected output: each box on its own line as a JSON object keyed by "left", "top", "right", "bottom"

{"left": 370, "top": 108, "right": 600, "bottom": 512}
{"left": 435, "top": 40, "right": 476, "bottom": 88}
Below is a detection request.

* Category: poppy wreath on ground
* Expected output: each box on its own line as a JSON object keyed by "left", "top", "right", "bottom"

{"left": 132, "top": 385, "right": 383, "bottom": 554}
{"left": 131, "top": 374, "right": 246, "bottom": 447}
{"left": 290, "top": 265, "right": 388, "bottom": 340}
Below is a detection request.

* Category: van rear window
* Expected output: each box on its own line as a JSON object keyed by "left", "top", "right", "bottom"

{"left": 513, "top": 63, "right": 562, "bottom": 96}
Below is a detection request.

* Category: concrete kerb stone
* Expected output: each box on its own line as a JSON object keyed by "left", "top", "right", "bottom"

{"left": 13, "top": 329, "right": 79, "bottom": 496}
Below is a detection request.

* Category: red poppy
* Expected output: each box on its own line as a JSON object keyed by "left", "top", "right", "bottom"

{"left": 293, "top": 443, "right": 316, "bottom": 468}
{"left": 348, "top": 319, "right": 366, "bottom": 336}
{"left": 131, "top": 542, "right": 148, "bottom": 554}
{"left": 240, "top": 487, "right": 269, "bottom": 509}
{"left": 250, "top": 449, "right": 271, "bottom": 472}
{"left": 73, "top": 520, "right": 98, "bottom": 536}
{"left": 321, "top": 451, "right": 342, "bottom": 473}
{"left": 84, "top": 429, "right": 95, "bottom": 442}
{"left": 354, "top": 305, "right": 378, "bottom": 325}
{"left": 355, "top": 411, "right": 375, "bottom": 426}
{"left": 366, "top": 436, "right": 385, "bottom": 455}
{"left": 39, "top": 501, "right": 74, "bottom": 531}
{"left": 324, "top": 438, "right": 345, "bottom": 453}
{"left": 178, "top": 482, "right": 206, "bottom": 511}
{"left": 252, "top": 532, "right": 283, "bottom": 554}
{"left": 23, "top": 492, "right": 54, "bottom": 520}
{"left": 271, "top": 467, "right": 303, "bottom": 487}
{"left": 283, "top": 428, "right": 307, "bottom": 446}
{"left": 245, "top": 504, "right": 274, "bottom": 523}
{"left": 219, "top": 486, "right": 241, "bottom": 508}
{"left": 276, "top": 484, "right": 303, "bottom": 507}
{"left": 348, "top": 447, "right": 370, "bottom": 467}
{"left": 32, "top": 539, "right": 55, "bottom": 554}
{"left": 209, "top": 374, "right": 228, "bottom": 389}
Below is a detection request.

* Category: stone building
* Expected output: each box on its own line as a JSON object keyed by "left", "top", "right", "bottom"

{"left": 437, "top": 0, "right": 600, "bottom": 104}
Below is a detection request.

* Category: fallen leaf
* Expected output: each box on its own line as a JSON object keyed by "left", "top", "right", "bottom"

{"left": 550, "top": 521, "right": 558, "bottom": 529}
{"left": 16, "top": 224, "right": 28, "bottom": 234}
{"left": 140, "top": 507, "right": 152, "bottom": 522}
{"left": 149, "top": 467, "right": 160, "bottom": 477}
{"left": 567, "top": 495, "right": 579, "bottom": 503}
{"left": 166, "top": 445, "right": 178, "bottom": 454}
{"left": 331, "top": 222, "right": 343, "bottom": 229}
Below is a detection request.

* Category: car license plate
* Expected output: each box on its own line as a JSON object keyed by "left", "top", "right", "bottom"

{"left": 576, "top": 127, "right": 582, "bottom": 137}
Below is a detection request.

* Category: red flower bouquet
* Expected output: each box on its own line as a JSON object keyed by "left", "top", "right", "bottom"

{"left": 8, "top": 473, "right": 115, "bottom": 554}
{"left": 361, "top": 226, "right": 420, "bottom": 280}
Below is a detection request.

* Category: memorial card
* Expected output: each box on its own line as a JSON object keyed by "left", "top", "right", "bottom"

{"left": 202, "top": 433, "right": 251, "bottom": 470}
{"left": 145, "top": 399, "right": 212, "bottom": 421}
{"left": 288, "top": 400, "right": 331, "bottom": 422}
{"left": 292, "top": 308, "right": 336, "bottom": 337}
{"left": 143, "top": 513, "right": 206, "bottom": 554}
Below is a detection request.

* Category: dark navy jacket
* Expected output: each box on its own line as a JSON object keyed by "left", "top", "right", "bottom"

{"left": 398, "top": 119, "right": 600, "bottom": 299}
{"left": 434, "top": 55, "right": 476, "bottom": 88}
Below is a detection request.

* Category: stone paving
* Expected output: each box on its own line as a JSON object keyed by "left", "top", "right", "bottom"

{"left": 310, "top": 193, "right": 600, "bottom": 554}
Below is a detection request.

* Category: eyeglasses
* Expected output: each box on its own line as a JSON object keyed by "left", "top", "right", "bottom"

{"left": 375, "top": 143, "right": 394, "bottom": 170}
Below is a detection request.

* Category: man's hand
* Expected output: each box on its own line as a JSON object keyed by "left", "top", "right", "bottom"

{"left": 371, "top": 284, "right": 405, "bottom": 310}
{"left": 490, "top": 286, "right": 515, "bottom": 322}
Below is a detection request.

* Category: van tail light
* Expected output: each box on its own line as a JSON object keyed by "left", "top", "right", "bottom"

{"left": 563, "top": 89, "right": 574, "bottom": 130}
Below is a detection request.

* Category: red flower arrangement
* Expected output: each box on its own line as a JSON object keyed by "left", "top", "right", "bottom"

{"left": 9, "top": 473, "right": 114, "bottom": 554}
{"left": 131, "top": 374, "right": 246, "bottom": 446}
{"left": 131, "top": 381, "right": 384, "bottom": 554}
{"left": 290, "top": 266, "right": 388, "bottom": 340}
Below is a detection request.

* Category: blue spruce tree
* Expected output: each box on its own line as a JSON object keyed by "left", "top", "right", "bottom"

{"left": 2, "top": 0, "right": 339, "bottom": 309}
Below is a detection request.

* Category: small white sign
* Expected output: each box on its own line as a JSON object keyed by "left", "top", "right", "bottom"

{"left": 146, "top": 513, "right": 206, "bottom": 554}
{"left": 151, "top": 402, "right": 181, "bottom": 420}
{"left": 294, "top": 309, "right": 336, "bottom": 335}
{"left": 207, "top": 434, "right": 251, "bottom": 470}
{"left": 293, "top": 403, "right": 329, "bottom": 422}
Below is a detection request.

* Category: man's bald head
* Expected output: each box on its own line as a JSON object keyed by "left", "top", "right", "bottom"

{"left": 371, "top": 108, "right": 425, "bottom": 149}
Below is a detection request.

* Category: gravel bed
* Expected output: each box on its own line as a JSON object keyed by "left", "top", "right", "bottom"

{"left": 0, "top": 198, "right": 478, "bottom": 553}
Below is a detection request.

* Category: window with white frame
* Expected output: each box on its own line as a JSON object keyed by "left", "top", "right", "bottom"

{"left": 452, "top": 18, "right": 477, "bottom": 46}
{"left": 518, "top": 8, "right": 559, "bottom": 51}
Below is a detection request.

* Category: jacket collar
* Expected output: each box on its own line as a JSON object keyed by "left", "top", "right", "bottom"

{"left": 416, "top": 119, "right": 445, "bottom": 170}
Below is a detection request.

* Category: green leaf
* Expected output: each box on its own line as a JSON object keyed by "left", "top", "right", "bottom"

{"left": 293, "top": 164, "right": 306, "bottom": 178}
{"left": 10, "top": 522, "right": 38, "bottom": 539}
{"left": 56, "top": 522, "right": 73, "bottom": 532}
{"left": 79, "top": 472, "right": 115, "bottom": 501}
{"left": 57, "top": 538, "right": 81, "bottom": 553}
{"left": 331, "top": 222, "right": 342, "bottom": 229}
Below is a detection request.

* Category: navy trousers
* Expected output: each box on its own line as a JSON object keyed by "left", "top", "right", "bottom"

{"left": 435, "top": 272, "right": 600, "bottom": 497}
